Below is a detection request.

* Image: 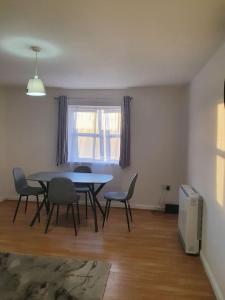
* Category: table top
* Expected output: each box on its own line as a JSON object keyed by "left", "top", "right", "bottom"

{"left": 27, "top": 171, "right": 113, "bottom": 184}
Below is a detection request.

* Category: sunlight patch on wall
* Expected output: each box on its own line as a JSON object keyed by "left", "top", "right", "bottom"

{"left": 216, "top": 103, "right": 225, "bottom": 206}
{"left": 216, "top": 155, "right": 225, "bottom": 206}
{"left": 217, "top": 103, "right": 225, "bottom": 151}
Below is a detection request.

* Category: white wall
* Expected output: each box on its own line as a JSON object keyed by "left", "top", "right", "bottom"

{"left": 188, "top": 42, "right": 225, "bottom": 298}
{"left": 1, "top": 85, "right": 187, "bottom": 209}
{"left": 0, "top": 87, "right": 7, "bottom": 200}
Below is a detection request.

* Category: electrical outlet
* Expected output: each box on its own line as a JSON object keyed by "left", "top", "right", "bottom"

{"left": 166, "top": 185, "right": 170, "bottom": 191}
{"left": 162, "top": 184, "right": 171, "bottom": 191}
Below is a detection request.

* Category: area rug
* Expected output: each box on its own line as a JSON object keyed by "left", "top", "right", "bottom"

{"left": 0, "top": 252, "right": 110, "bottom": 300}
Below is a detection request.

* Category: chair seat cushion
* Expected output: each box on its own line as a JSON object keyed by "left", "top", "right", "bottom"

{"left": 21, "top": 186, "right": 45, "bottom": 196}
{"left": 104, "top": 191, "right": 127, "bottom": 201}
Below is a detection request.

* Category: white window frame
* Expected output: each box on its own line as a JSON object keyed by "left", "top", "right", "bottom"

{"left": 68, "top": 105, "right": 121, "bottom": 164}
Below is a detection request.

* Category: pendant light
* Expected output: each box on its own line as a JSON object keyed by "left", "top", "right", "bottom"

{"left": 26, "top": 46, "right": 46, "bottom": 96}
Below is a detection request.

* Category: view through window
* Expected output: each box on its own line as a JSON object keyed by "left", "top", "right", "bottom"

{"left": 68, "top": 105, "right": 121, "bottom": 164}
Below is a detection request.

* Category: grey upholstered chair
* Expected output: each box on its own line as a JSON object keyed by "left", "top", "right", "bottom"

{"left": 73, "top": 165, "right": 93, "bottom": 219}
{"left": 12, "top": 167, "right": 45, "bottom": 223}
{"left": 45, "top": 177, "right": 80, "bottom": 236}
{"left": 102, "top": 173, "right": 138, "bottom": 232}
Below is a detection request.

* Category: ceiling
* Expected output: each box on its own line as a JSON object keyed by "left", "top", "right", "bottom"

{"left": 0, "top": 0, "right": 225, "bottom": 89}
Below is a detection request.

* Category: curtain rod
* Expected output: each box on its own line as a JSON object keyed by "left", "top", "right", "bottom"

{"left": 54, "top": 96, "right": 112, "bottom": 101}
{"left": 54, "top": 96, "right": 132, "bottom": 101}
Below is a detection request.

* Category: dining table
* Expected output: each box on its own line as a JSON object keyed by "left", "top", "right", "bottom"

{"left": 27, "top": 171, "right": 113, "bottom": 232}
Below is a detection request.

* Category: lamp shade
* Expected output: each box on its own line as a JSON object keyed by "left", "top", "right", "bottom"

{"left": 26, "top": 75, "right": 46, "bottom": 96}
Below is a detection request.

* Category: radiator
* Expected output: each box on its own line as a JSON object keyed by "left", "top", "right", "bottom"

{"left": 178, "top": 185, "right": 202, "bottom": 254}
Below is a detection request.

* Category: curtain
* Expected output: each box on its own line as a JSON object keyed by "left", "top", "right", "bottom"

{"left": 119, "top": 96, "right": 132, "bottom": 168}
{"left": 56, "top": 96, "right": 68, "bottom": 165}
{"left": 67, "top": 105, "right": 121, "bottom": 163}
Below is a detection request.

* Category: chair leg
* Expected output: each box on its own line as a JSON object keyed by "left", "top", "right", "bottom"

{"left": 85, "top": 192, "right": 88, "bottom": 219}
{"left": 45, "top": 204, "right": 55, "bottom": 234}
{"left": 71, "top": 204, "right": 77, "bottom": 236}
{"left": 124, "top": 201, "right": 131, "bottom": 232}
{"left": 25, "top": 195, "right": 28, "bottom": 213}
{"left": 76, "top": 200, "right": 80, "bottom": 224}
{"left": 106, "top": 200, "right": 111, "bottom": 220}
{"left": 88, "top": 191, "right": 93, "bottom": 209}
{"left": 128, "top": 202, "right": 133, "bottom": 222}
{"left": 44, "top": 193, "right": 48, "bottom": 214}
{"left": 66, "top": 204, "right": 70, "bottom": 218}
{"left": 56, "top": 204, "right": 59, "bottom": 225}
{"left": 36, "top": 195, "right": 41, "bottom": 223}
{"left": 13, "top": 195, "right": 22, "bottom": 223}
{"left": 102, "top": 200, "right": 109, "bottom": 228}
{"left": 30, "top": 196, "right": 46, "bottom": 227}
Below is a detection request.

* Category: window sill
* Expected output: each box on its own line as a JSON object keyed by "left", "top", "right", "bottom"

{"left": 68, "top": 161, "right": 119, "bottom": 167}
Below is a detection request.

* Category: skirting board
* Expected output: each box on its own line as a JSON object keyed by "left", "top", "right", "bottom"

{"left": 2, "top": 197, "right": 163, "bottom": 211}
{"left": 200, "top": 250, "right": 224, "bottom": 300}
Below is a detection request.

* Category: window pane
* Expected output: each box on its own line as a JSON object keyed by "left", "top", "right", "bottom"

{"left": 77, "top": 136, "right": 100, "bottom": 160}
{"left": 68, "top": 105, "right": 121, "bottom": 163}
{"left": 110, "top": 137, "right": 120, "bottom": 161}
{"left": 76, "top": 111, "right": 99, "bottom": 134}
{"left": 95, "top": 138, "right": 101, "bottom": 160}
{"left": 104, "top": 111, "right": 121, "bottom": 134}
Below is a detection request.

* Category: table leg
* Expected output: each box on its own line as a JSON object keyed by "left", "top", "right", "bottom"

{"left": 30, "top": 181, "right": 49, "bottom": 227}
{"left": 89, "top": 184, "right": 98, "bottom": 232}
{"left": 95, "top": 200, "right": 104, "bottom": 216}
{"left": 38, "top": 181, "right": 49, "bottom": 214}
{"left": 88, "top": 183, "right": 106, "bottom": 232}
{"left": 30, "top": 193, "right": 47, "bottom": 227}
{"left": 46, "top": 182, "right": 50, "bottom": 212}
{"left": 94, "top": 183, "right": 106, "bottom": 216}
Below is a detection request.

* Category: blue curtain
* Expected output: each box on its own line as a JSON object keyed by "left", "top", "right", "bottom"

{"left": 119, "top": 96, "right": 132, "bottom": 168}
{"left": 56, "top": 96, "right": 68, "bottom": 165}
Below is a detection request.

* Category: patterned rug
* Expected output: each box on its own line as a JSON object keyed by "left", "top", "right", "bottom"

{"left": 0, "top": 252, "right": 110, "bottom": 300}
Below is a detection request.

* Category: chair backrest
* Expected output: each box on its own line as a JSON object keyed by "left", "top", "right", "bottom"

{"left": 74, "top": 165, "right": 92, "bottom": 187}
{"left": 48, "top": 177, "right": 77, "bottom": 204}
{"left": 126, "top": 173, "right": 138, "bottom": 200}
{"left": 73, "top": 165, "right": 92, "bottom": 173}
{"left": 13, "top": 168, "right": 28, "bottom": 195}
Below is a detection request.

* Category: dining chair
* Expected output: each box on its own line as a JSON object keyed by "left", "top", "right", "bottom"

{"left": 102, "top": 173, "right": 138, "bottom": 232}
{"left": 73, "top": 165, "right": 93, "bottom": 220}
{"left": 45, "top": 177, "right": 79, "bottom": 236}
{"left": 12, "top": 167, "right": 45, "bottom": 223}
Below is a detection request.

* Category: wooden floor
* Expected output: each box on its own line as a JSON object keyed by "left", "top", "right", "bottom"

{"left": 0, "top": 200, "right": 215, "bottom": 300}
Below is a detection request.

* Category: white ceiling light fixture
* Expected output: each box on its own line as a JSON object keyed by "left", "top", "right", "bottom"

{"left": 26, "top": 46, "right": 46, "bottom": 96}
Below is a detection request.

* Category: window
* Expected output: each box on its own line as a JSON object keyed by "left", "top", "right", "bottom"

{"left": 68, "top": 105, "right": 121, "bottom": 164}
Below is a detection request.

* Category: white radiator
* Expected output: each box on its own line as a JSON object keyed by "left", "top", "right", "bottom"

{"left": 178, "top": 185, "right": 202, "bottom": 254}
